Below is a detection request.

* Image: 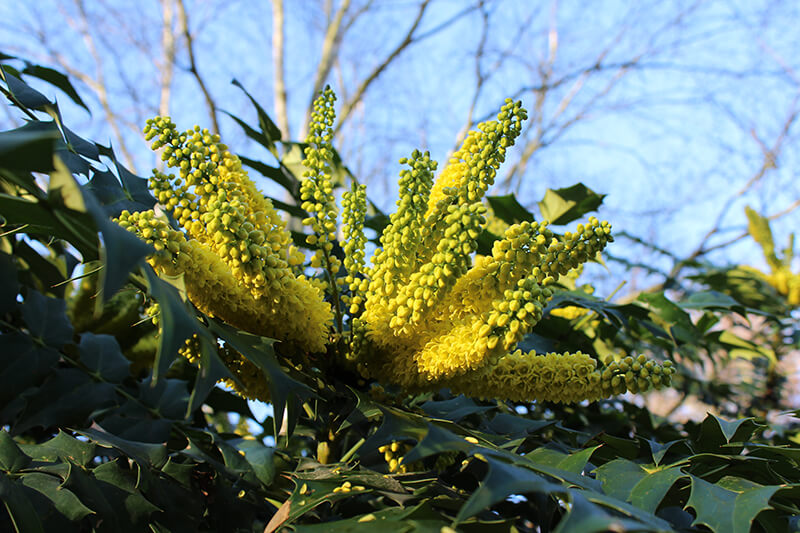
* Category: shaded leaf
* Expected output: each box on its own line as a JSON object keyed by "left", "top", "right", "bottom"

{"left": 20, "top": 472, "right": 93, "bottom": 521}
{"left": 0, "top": 431, "right": 30, "bottom": 473}
{"left": 486, "top": 194, "right": 535, "bottom": 225}
{"left": 456, "top": 457, "right": 562, "bottom": 523}
{"left": 21, "top": 430, "right": 96, "bottom": 467}
{"left": 20, "top": 64, "right": 89, "bottom": 113}
{"left": 0, "top": 120, "right": 59, "bottom": 172}
{"left": 538, "top": 183, "right": 604, "bottom": 225}
{"left": 0, "top": 472, "right": 45, "bottom": 533}
{"left": 77, "top": 426, "right": 168, "bottom": 468}
{"left": 686, "top": 475, "right": 780, "bottom": 533}
{"left": 79, "top": 333, "right": 130, "bottom": 383}
{"left": 20, "top": 290, "right": 74, "bottom": 348}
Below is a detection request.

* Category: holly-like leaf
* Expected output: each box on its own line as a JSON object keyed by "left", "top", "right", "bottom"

{"left": 206, "top": 318, "right": 311, "bottom": 440}
{"left": 79, "top": 333, "right": 130, "bottom": 383}
{"left": 20, "top": 63, "right": 89, "bottom": 113}
{"left": 20, "top": 472, "right": 93, "bottom": 521}
{"left": 1, "top": 67, "right": 51, "bottom": 109}
{"left": 20, "top": 290, "right": 74, "bottom": 348}
{"left": 538, "top": 183, "right": 605, "bottom": 225}
{"left": 0, "top": 472, "right": 45, "bottom": 533}
{"left": 685, "top": 475, "right": 780, "bottom": 533}
{"left": 77, "top": 426, "right": 168, "bottom": 468}
{"left": 92, "top": 460, "right": 161, "bottom": 524}
{"left": 21, "top": 430, "right": 96, "bottom": 467}
{"left": 595, "top": 458, "right": 687, "bottom": 515}
{"left": 143, "top": 267, "right": 201, "bottom": 384}
{"left": 554, "top": 490, "right": 648, "bottom": 533}
{"left": 0, "top": 120, "right": 59, "bottom": 172}
{"left": 695, "top": 413, "right": 761, "bottom": 452}
{"left": 486, "top": 194, "right": 535, "bottom": 225}
{"left": 456, "top": 457, "right": 562, "bottom": 523}
{"left": 231, "top": 79, "right": 282, "bottom": 153}
{"left": 421, "top": 396, "right": 495, "bottom": 422}
{"left": 0, "top": 430, "right": 31, "bottom": 473}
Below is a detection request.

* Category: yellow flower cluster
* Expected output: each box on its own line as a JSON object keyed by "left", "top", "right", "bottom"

{"left": 766, "top": 268, "right": 800, "bottom": 305}
{"left": 377, "top": 441, "right": 418, "bottom": 474}
{"left": 334, "top": 99, "right": 672, "bottom": 403}
{"left": 744, "top": 206, "right": 799, "bottom": 305}
{"left": 115, "top": 117, "right": 334, "bottom": 398}
{"left": 300, "top": 87, "right": 341, "bottom": 278}
{"left": 452, "top": 352, "right": 674, "bottom": 403}
{"left": 341, "top": 181, "right": 368, "bottom": 317}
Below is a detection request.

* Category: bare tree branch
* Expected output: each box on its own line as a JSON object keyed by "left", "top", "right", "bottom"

{"left": 271, "top": 0, "right": 290, "bottom": 139}
{"left": 159, "top": 0, "right": 176, "bottom": 118}
{"left": 176, "top": 0, "right": 220, "bottom": 134}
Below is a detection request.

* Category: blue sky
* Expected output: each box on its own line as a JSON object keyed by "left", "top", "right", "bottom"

{"left": 1, "top": 0, "right": 798, "bottom": 294}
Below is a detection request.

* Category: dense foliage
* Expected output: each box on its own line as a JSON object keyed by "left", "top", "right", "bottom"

{"left": 1, "top": 55, "right": 799, "bottom": 532}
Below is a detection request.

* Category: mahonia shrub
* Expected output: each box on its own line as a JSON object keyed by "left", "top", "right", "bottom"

{"left": 120, "top": 88, "right": 674, "bottom": 403}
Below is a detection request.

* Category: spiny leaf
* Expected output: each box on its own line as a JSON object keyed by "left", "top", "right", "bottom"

{"left": 20, "top": 63, "right": 89, "bottom": 113}
{"left": 0, "top": 431, "right": 31, "bottom": 473}
{"left": 77, "top": 426, "right": 168, "bottom": 468}
{"left": 20, "top": 290, "right": 74, "bottom": 348}
{"left": 0, "top": 472, "right": 45, "bottom": 533}
{"left": 456, "top": 457, "right": 563, "bottom": 523}
{"left": 486, "top": 194, "right": 535, "bottom": 225}
{"left": 20, "top": 472, "right": 93, "bottom": 521}
{"left": 143, "top": 267, "right": 201, "bottom": 384}
{"left": 79, "top": 333, "right": 130, "bottom": 383}
{"left": 685, "top": 475, "right": 780, "bottom": 533}
{"left": 0, "top": 120, "right": 59, "bottom": 172}
{"left": 206, "top": 318, "right": 312, "bottom": 440}
{"left": 20, "top": 430, "right": 96, "bottom": 467}
{"left": 538, "top": 182, "right": 605, "bottom": 226}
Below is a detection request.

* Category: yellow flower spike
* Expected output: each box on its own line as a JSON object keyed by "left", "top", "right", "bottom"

{"left": 120, "top": 118, "right": 336, "bottom": 400}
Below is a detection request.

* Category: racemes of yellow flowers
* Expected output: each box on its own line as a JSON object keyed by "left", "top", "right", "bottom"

{"left": 119, "top": 87, "right": 674, "bottom": 403}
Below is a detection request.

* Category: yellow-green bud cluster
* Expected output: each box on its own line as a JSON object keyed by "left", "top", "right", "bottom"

{"left": 116, "top": 208, "right": 331, "bottom": 360}
{"left": 451, "top": 351, "right": 674, "bottom": 403}
{"left": 143, "top": 116, "right": 294, "bottom": 299}
{"left": 341, "top": 182, "right": 368, "bottom": 315}
{"left": 341, "top": 99, "right": 663, "bottom": 404}
{"left": 378, "top": 441, "right": 418, "bottom": 474}
{"left": 425, "top": 99, "right": 527, "bottom": 216}
{"left": 299, "top": 86, "right": 341, "bottom": 282}
{"left": 115, "top": 118, "right": 336, "bottom": 399}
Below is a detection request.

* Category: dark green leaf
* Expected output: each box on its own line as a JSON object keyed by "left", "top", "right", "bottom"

{"left": 187, "top": 338, "right": 236, "bottom": 418}
{"left": 0, "top": 431, "right": 31, "bottom": 472}
{"left": 78, "top": 333, "right": 130, "bottom": 383}
{"left": 144, "top": 267, "right": 200, "bottom": 383}
{"left": 77, "top": 426, "right": 168, "bottom": 468}
{"left": 13, "top": 369, "right": 116, "bottom": 433}
{"left": 456, "top": 457, "right": 562, "bottom": 523}
{"left": 20, "top": 472, "right": 93, "bottom": 521}
{"left": 421, "top": 396, "right": 495, "bottom": 422}
{"left": 537, "top": 183, "right": 605, "bottom": 225}
{"left": 685, "top": 475, "right": 780, "bottom": 533}
{"left": 695, "top": 413, "right": 761, "bottom": 452}
{"left": 2, "top": 68, "right": 51, "bottom": 109}
{"left": 553, "top": 490, "right": 646, "bottom": 533}
{"left": 21, "top": 430, "right": 96, "bottom": 467}
{"left": 239, "top": 156, "right": 298, "bottom": 197}
{"left": 0, "top": 472, "right": 45, "bottom": 533}
{"left": 0, "top": 121, "right": 59, "bottom": 172}
{"left": 206, "top": 318, "right": 311, "bottom": 439}
{"left": 92, "top": 460, "right": 161, "bottom": 523}
{"left": 231, "top": 79, "right": 282, "bottom": 148}
{"left": 486, "top": 194, "right": 535, "bottom": 225}
{"left": 20, "top": 64, "right": 89, "bottom": 113}
{"left": 20, "top": 290, "right": 74, "bottom": 348}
